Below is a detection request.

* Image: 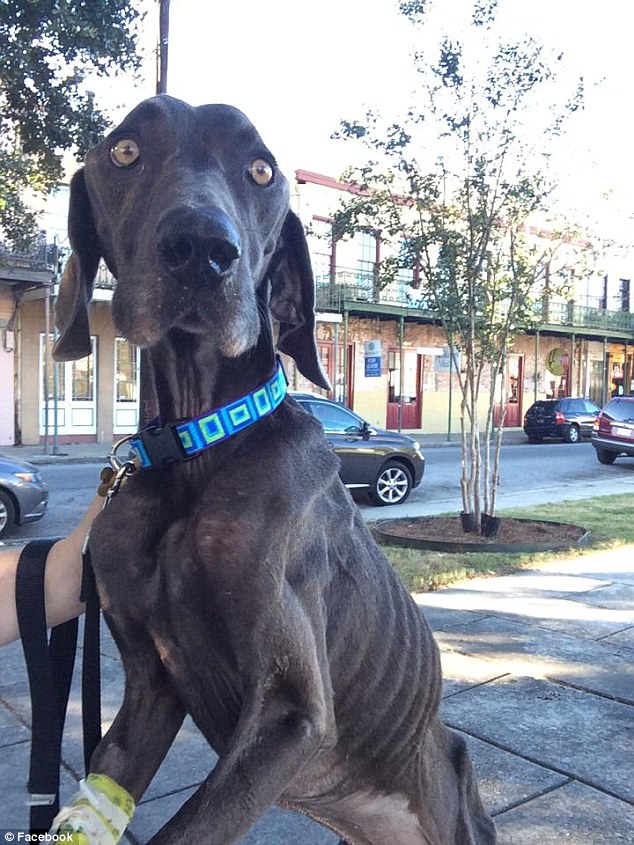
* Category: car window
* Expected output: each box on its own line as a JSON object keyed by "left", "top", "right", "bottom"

{"left": 583, "top": 400, "right": 600, "bottom": 414}
{"left": 604, "top": 398, "right": 634, "bottom": 423}
{"left": 558, "top": 400, "right": 570, "bottom": 413}
{"left": 306, "top": 401, "right": 363, "bottom": 433}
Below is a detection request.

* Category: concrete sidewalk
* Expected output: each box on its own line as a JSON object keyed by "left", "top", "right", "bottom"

{"left": 1, "top": 544, "right": 633, "bottom": 842}
{"left": 0, "top": 427, "right": 530, "bottom": 466}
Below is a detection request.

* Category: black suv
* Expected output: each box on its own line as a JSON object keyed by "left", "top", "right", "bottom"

{"left": 591, "top": 395, "right": 634, "bottom": 464}
{"left": 292, "top": 393, "right": 425, "bottom": 505}
{"left": 523, "top": 397, "right": 601, "bottom": 443}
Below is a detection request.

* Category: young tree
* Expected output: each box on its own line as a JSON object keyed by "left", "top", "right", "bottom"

{"left": 332, "top": 0, "right": 585, "bottom": 534}
{"left": 0, "top": 0, "right": 144, "bottom": 251}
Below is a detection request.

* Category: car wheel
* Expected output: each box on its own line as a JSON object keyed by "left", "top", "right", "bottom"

{"left": 564, "top": 425, "right": 580, "bottom": 443}
{"left": 0, "top": 489, "right": 16, "bottom": 538}
{"left": 370, "top": 460, "right": 413, "bottom": 506}
{"left": 596, "top": 448, "right": 617, "bottom": 465}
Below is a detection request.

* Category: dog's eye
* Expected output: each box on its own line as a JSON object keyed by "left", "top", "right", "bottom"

{"left": 248, "top": 159, "right": 274, "bottom": 186}
{"left": 109, "top": 139, "right": 141, "bottom": 168}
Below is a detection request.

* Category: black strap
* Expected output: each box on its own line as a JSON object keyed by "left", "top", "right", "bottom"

{"left": 15, "top": 538, "right": 104, "bottom": 833}
{"left": 16, "top": 538, "right": 78, "bottom": 834}
{"left": 80, "top": 545, "right": 102, "bottom": 771}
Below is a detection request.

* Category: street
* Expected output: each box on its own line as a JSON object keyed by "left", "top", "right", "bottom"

{"left": 6, "top": 439, "right": 634, "bottom": 542}
{"left": 362, "top": 437, "right": 634, "bottom": 519}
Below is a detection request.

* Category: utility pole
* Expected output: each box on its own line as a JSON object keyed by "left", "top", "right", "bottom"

{"left": 156, "top": 0, "right": 170, "bottom": 94}
{"left": 140, "top": 0, "right": 171, "bottom": 429}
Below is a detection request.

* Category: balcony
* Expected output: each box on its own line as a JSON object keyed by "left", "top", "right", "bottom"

{"left": 0, "top": 232, "right": 54, "bottom": 288}
{"left": 538, "top": 300, "right": 634, "bottom": 333}
{"left": 316, "top": 269, "right": 435, "bottom": 315}
{"left": 0, "top": 231, "right": 51, "bottom": 270}
{"left": 315, "top": 268, "right": 634, "bottom": 338}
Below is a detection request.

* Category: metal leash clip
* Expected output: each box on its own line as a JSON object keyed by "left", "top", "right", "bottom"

{"left": 96, "top": 435, "right": 138, "bottom": 506}
{"left": 105, "top": 460, "right": 136, "bottom": 504}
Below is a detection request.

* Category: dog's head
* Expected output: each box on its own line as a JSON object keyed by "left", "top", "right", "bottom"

{"left": 53, "top": 95, "right": 329, "bottom": 390}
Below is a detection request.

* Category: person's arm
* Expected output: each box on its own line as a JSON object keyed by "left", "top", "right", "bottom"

{"left": 0, "top": 497, "right": 103, "bottom": 647}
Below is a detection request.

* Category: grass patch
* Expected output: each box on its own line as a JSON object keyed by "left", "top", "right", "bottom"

{"left": 373, "top": 493, "right": 634, "bottom": 593}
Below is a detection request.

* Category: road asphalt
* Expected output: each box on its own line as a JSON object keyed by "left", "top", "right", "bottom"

{"left": 1, "top": 431, "right": 633, "bottom": 842}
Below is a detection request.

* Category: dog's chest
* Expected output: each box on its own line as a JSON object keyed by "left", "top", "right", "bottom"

{"left": 94, "top": 509, "right": 247, "bottom": 748}
{"left": 150, "top": 620, "right": 243, "bottom": 748}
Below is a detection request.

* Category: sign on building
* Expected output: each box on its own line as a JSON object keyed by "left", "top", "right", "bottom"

{"left": 364, "top": 339, "right": 382, "bottom": 377}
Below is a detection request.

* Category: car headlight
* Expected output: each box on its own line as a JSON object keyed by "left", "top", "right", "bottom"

{"left": 14, "top": 472, "right": 37, "bottom": 483}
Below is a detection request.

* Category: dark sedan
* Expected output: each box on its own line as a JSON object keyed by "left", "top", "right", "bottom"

{"left": 292, "top": 393, "right": 425, "bottom": 505}
{"left": 0, "top": 454, "right": 49, "bottom": 538}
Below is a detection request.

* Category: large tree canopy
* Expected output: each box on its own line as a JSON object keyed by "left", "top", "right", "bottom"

{"left": 0, "top": 0, "right": 143, "bottom": 250}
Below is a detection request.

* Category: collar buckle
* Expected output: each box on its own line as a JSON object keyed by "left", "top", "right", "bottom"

{"left": 135, "top": 420, "right": 187, "bottom": 470}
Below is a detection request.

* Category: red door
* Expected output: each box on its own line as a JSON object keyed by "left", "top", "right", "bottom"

{"left": 386, "top": 348, "right": 422, "bottom": 429}
{"left": 495, "top": 355, "right": 524, "bottom": 427}
{"left": 318, "top": 341, "right": 355, "bottom": 407}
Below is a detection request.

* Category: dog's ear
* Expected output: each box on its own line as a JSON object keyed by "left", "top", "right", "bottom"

{"left": 268, "top": 210, "right": 331, "bottom": 391}
{"left": 53, "top": 169, "right": 102, "bottom": 361}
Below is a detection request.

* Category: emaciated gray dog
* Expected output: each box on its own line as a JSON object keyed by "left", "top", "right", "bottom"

{"left": 52, "top": 95, "right": 496, "bottom": 845}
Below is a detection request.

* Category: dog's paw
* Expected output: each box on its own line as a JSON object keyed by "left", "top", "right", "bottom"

{"left": 51, "top": 773, "right": 135, "bottom": 845}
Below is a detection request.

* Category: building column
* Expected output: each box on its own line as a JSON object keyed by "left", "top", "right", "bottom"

{"left": 534, "top": 331, "right": 539, "bottom": 403}
{"left": 342, "top": 310, "right": 349, "bottom": 407}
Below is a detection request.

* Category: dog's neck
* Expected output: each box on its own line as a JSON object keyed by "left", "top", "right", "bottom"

{"left": 142, "top": 328, "right": 277, "bottom": 425}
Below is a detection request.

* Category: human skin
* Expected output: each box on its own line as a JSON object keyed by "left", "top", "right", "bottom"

{"left": 0, "top": 496, "right": 103, "bottom": 646}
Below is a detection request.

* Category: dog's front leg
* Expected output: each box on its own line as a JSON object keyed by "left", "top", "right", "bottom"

{"left": 53, "top": 619, "right": 186, "bottom": 841}
{"left": 149, "top": 585, "right": 334, "bottom": 845}
{"left": 90, "top": 617, "right": 187, "bottom": 800}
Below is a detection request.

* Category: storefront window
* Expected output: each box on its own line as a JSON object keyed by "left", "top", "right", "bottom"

{"left": 40, "top": 335, "right": 65, "bottom": 402}
{"left": 115, "top": 339, "right": 138, "bottom": 402}
{"left": 39, "top": 333, "right": 97, "bottom": 436}
{"left": 72, "top": 355, "right": 94, "bottom": 401}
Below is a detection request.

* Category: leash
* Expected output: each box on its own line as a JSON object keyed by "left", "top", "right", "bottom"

{"left": 79, "top": 452, "right": 137, "bottom": 772}
{"left": 16, "top": 539, "right": 77, "bottom": 833}
{"left": 15, "top": 453, "right": 136, "bottom": 834}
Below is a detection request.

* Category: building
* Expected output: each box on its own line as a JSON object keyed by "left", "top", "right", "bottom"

{"left": 0, "top": 173, "right": 632, "bottom": 446}
{"left": 1, "top": 185, "right": 140, "bottom": 447}
{"left": 288, "top": 170, "right": 634, "bottom": 434}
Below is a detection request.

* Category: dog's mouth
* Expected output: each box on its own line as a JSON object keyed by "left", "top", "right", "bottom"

{"left": 112, "top": 271, "right": 261, "bottom": 358}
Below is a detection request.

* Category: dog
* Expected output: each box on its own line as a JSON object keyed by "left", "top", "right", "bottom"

{"left": 52, "top": 95, "right": 496, "bottom": 844}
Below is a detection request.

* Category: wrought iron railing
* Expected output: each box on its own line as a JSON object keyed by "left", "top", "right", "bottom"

{"left": 94, "top": 262, "right": 115, "bottom": 289}
{"left": 536, "top": 300, "right": 634, "bottom": 333}
{"left": 0, "top": 231, "right": 49, "bottom": 270}
{"left": 316, "top": 267, "right": 634, "bottom": 335}
{"left": 315, "top": 269, "right": 435, "bottom": 314}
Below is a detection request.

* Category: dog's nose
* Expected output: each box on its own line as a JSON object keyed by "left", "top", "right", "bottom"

{"left": 157, "top": 207, "right": 242, "bottom": 281}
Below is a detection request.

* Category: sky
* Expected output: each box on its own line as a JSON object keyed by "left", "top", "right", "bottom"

{"left": 87, "top": 0, "right": 633, "bottom": 240}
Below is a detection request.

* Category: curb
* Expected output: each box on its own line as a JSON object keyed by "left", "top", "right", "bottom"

{"left": 23, "top": 455, "right": 110, "bottom": 466}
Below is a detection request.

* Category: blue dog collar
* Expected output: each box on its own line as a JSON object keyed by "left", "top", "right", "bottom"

{"left": 131, "top": 361, "right": 287, "bottom": 470}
